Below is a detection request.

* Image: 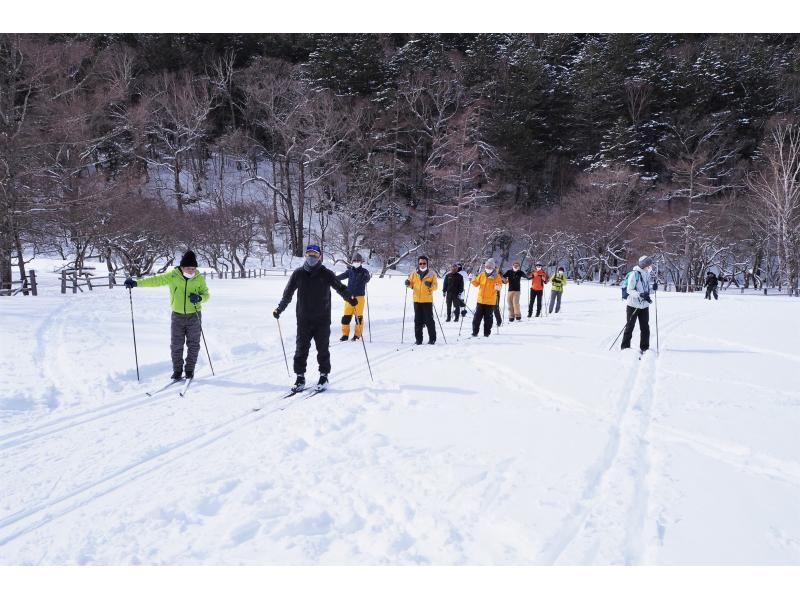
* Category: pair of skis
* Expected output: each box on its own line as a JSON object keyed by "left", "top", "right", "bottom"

{"left": 145, "top": 377, "right": 193, "bottom": 398}
{"left": 252, "top": 384, "right": 326, "bottom": 412}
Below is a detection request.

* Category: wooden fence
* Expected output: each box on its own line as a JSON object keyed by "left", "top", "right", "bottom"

{"left": 60, "top": 267, "right": 118, "bottom": 294}
{"left": 0, "top": 270, "right": 38, "bottom": 296}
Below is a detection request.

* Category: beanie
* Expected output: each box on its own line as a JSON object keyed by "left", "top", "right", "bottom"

{"left": 352, "top": 253, "right": 363, "bottom": 262}
{"left": 485, "top": 258, "right": 496, "bottom": 268}
{"left": 638, "top": 255, "right": 653, "bottom": 268}
{"left": 179, "top": 250, "right": 198, "bottom": 268}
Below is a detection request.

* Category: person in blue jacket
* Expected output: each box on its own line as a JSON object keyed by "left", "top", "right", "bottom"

{"left": 337, "top": 252, "right": 371, "bottom": 341}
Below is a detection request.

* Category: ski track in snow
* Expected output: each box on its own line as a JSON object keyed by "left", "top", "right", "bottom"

{"left": 538, "top": 309, "right": 699, "bottom": 565}
{"left": 0, "top": 339, "right": 424, "bottom": 550}
{"left": 2, "top": 270, "right": 800, "bottom": 565}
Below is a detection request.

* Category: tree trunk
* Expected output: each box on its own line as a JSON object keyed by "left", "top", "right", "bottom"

{"left": 174, "top": 159, "right": 183, "bottom": 213}
{"left": 296, "top": 159, "right": 306, "bottom": 257}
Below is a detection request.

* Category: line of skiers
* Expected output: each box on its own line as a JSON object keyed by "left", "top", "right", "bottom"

{"left": 123, "top": 247, "right": 671, "bottom": 392}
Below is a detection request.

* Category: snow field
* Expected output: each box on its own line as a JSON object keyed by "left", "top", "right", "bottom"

{"left": 1, "top": 266, "right": 799, "bottom": 564}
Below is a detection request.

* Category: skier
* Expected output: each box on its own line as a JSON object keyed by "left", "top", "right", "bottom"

{"left": 704, "top": 271, "right": 719, "bottom": 300}
{"left": 527, "top": 263, "right": 549, "bottom": 318}
{"left": 502, "top": 260, "right": 529, "bottom": 322}
{"left": 442, "top": 263, "right": 465, "bottom": 322}
{"left": 405, "top": 255, "right": 439, "bottom": 345}
{"left": 456, "top": 263, "right": 469, "bottom": 317}
{"left": 548, "top": 266, "right": 568, "bottom": 314}
{"left": 337, "top": 252, "right": 371, "bottom": 340}
{"left": 273, "top": 244, "right": 358, "bottom": 392}
{"left": 620, "top": 255, "right": 656, "bottom": 353}
{"left": 470, "top": 258, "right": 504, "bottom": 337}
{"left": 124, "top": 250, "right": 210, "bottom": 381}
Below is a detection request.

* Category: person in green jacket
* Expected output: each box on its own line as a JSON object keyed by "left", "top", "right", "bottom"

{"left": 124, "top": 250, "right": 210, "bottom": 380}
{"left": 548, "top": 266, "right": 567, "bottom": 314}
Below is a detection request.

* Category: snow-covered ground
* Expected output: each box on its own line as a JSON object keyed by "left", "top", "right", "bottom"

{"left": 1, "top": 261, "right": 799, "bottom": 565}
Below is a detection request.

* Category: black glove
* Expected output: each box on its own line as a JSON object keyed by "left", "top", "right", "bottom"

{"left": 641, "top": 292, "right": 652, "bottom": 303}
{"left": 273, "top": 308, "right": 281, "bottom": 319}
{"left": 424, "top": 280, "right": 432, "bottom": 288}
{"left": 124, "top": 277, "right": 137, "bottom": 289}
{"left": 189, "top": 292, "right": 201, "bottom": 304}
{"left": 653, "top": 282, "right": 659, "bottom": 291}
{"left": 442, "top": 290, "right": 446, "bottom": 296}
{"left": 347, "top": 296, "right": 358, "bottom": 307}
{"left": 404, "top": 279, "right": 411, "bottom": 287}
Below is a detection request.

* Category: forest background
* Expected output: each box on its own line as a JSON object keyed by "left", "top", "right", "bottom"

{"left": 2, "top": 32, "right": 800, "bottom": 294}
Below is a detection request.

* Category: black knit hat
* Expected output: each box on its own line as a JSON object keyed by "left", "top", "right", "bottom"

{"left": 180, "top": 250, "right": 198, "bottom": 268}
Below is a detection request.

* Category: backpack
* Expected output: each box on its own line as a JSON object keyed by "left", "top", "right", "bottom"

{"left": 620, "top": 271, "right": 640, "bottom": 300}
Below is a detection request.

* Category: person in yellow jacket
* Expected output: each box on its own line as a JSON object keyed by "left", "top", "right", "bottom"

{"left": 404, "top": 255, "right": 438, "bottom": 345}
{"left": 548, "top": 266, "right": 567, "bottom": 314}
{"left": 470, "top": 258, "right": 504, "bottom": 338}
{"left": 124, "top": 250, "right": 210, "bottom": 380}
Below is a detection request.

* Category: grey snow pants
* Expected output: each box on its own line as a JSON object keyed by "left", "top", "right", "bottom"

{"left": 171, "top": 311, "right": 202, "bottom": 375}
{"left": 548, "top": 290, "right": 563, "bottom": 313}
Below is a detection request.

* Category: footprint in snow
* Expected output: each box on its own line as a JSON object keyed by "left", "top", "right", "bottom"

{"left": 229, "top": 520, "right": 261, "bottom": 545}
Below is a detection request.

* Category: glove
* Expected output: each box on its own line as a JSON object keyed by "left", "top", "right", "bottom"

{"left": 347, "top": 296, "right": 358, "bottom": 307}
{"left": 189, "top": 292, "right": 201, "bottom": 304}
{"left": 272, "top": 308, "right": 281, "bottom": 319}
{"left": 653, "top": 282, "right": 659, "bottom": 291}
{"left": 404, "top": 279, "right": 411, "bottom": 287}
{"left": 124, "top": 278, "right": 137, "bottom": 289}
{"left": 442, "top": 290, "right": 446, "bottom": 296}
{"left": 424, "top": 280, "right": 432, "bottom": 288}
{"left": 641, "top": 292, "right": 652, "bottom": 303}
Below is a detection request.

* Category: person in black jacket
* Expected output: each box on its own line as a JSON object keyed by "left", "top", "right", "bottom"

{"left": 502, "top": 260, "right": 529, "bottom": 322}
{"left": 273, "top": 244, "right": 357, "bottom": 391}
{"left": 442, "top": 263, "right": 465, "bottom": 322}
{"left": 704, "top": 271, "right": 719, "bottom": 300}
{"left": 337, "top": 252, "right": 371, "bottom": 341}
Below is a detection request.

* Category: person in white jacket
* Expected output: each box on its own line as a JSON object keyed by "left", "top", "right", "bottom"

{"left": 621, "top": 255, "right": 657, "bottom": 352}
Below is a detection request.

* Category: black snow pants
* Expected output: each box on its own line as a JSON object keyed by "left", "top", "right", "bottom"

{"left": 445, "top": 293, "right": 461, "bottom": 321}
{"left": 528, "top": 290, "right": 544, "bottom": 317}
{"left": 413, "top": 302, "right": 436, "bottom": 343}
{"left": 294, "top": 319, "right": 331, "bottom": 375}
{"left": 472, "top": 303, "right": 495, "bottom": 336}
{"left": 621, "top": 306, "right": 650, "bottom": 352}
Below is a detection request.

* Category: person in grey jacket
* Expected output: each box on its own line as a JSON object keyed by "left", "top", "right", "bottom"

{"left": 621, "top": 255, "right": 657, "bottom": 352}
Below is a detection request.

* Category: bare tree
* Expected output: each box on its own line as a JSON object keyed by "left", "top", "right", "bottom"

{"left": 241, "top": 59, "right": 359, "bottom": 256}
{"left": 658, "top": 117, "right": 740, "bottom": 291}
{"left": 747, "top": 121, "right": 800, "bottom": 294}
{"left": 137, "top": 71, "right": 216, "bottom": 212}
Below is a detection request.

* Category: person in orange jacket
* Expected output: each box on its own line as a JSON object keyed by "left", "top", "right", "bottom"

{"left": 527, "top": 262, "right": 549, "bottom": 318}
{"left": 404, "top": 255, "right": 439, "bottom": 345}
{"left": 470, "top": 258, "right": 504, "bottom": 337}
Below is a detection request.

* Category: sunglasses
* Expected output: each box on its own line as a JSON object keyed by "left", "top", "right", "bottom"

{"left": 418, "top": 262, "right": 428, "bottom": 266}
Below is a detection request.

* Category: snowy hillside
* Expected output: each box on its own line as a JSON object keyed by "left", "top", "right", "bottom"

{"left": 1, "top": 265, "right": 799, "bottom": 565}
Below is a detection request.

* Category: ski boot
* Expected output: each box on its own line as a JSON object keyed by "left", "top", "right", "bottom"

{"left": 291, "top": 375, "right": 306, "bottom": 392}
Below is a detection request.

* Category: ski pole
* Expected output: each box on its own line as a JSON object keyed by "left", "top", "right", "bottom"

{"left": 654, "top": 288, "right": 660, "bottom": 354}
{"left": 501, "top": 283, "right": 507, "bottom": 326}
{"left": 365, "top": 285, "right": 372, "bottom": 343}
{"left": 608, "top": 307, "right": 640, "bottom": 351}
{"left": 356, "top": 316, "right": 374, "bottom": 381}
{"left": 276, "top": 317, "right": 291, "bottom": 378}
{"left": 128, "top": 286, "right": 140, "bottom": 382}
{"left": 654, "top": 265, "right": 661, "bottom": 355}
{"left": 432, "top": 301, "right": 448, "bottom": 344}
{"left": 458, "top": 277, "right": 472, "bottom": 338}
{"left": 194, "top": 304, "right": 215, "bottom": 376}
{"left": 401, "top": 281, "right": 409, "bottom": 344}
